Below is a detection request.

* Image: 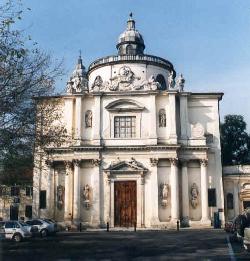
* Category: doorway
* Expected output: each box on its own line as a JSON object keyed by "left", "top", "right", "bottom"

{"left": 114, "top": 181, "right": 136, "bottom": 227}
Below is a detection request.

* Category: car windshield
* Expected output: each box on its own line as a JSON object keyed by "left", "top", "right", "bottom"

{"left": 44, "top": 219, "right": 53, "bottom": 224}
{"left": 19, "top": 222, "right": 28, "bottom": 226}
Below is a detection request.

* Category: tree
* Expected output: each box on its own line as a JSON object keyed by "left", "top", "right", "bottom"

{"left": 0, "top": 0, "right": 66, "bottom": 184}
{"left": 221, "top": 115, "right": 250, "bottom": 165}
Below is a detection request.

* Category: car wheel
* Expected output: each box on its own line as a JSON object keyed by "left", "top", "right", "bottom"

{"left": 40, "top": 229, "right": 48, "bottom": 238}
{"left": 13, "top": 233, "right": 22, "bottom": 242}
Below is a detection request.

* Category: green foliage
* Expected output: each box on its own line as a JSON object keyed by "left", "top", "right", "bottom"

{"left": 221, "top": 115, "right": 250, "bottom": 165}
{"left": 0, "top": 0, "right": 64, "bottom": 184}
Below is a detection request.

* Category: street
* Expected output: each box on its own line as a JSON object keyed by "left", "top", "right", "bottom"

{"left": 0, "top": 229, "right": 249, "bottom": 260}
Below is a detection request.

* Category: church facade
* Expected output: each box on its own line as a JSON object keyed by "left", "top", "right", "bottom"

{"left": 33, "top": 16, "right": 224, "bottom": 228}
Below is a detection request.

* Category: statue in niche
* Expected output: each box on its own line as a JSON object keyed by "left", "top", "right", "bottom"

{"left": 66, "top": 79, "right": 74, "bottom": 94}
{"left": 159, "top": 109, "right": 166, "bottom": 127}
{"left": 176, "top": 74, "right": 185, "bottom": 91}
{"left": 83, "top": 184, "right": 91, "bottom": 209}
{"left": 190, "top": 183, "right": 199, "bottom": 209}
{"left": 160, "top": 183, "right": 169, "bottom": 207}
{"left": 57, "top": 185, "right": 65, "bottom": 210}
{"left": 91, "top": 75, "right": 103, "bottom": 91}
{"left": 168, "top": 71, "right": 175, "bottom": 89}
{"left": 85, "top": 110, "right": 92, "bottom": 128}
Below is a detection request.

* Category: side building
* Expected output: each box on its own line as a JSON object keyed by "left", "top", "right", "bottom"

{"left": 33, "top": 16, "right": 224, "bottom": 228}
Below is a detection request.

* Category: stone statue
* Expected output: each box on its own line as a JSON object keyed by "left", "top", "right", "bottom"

{"left": 168, "top": 71, "right": 175, "bottom": 89}
{"left": 83, "top": 184, "right": 90, "bottom": 201}
{"left": 159, "top": 109, "right": 166, "bottom": 127}
{"left": 190, "top": 183, "right": 199, "bottom": 209}
{"left": 57, "top": 185, "right": 64, "bottom": 210}
{"left": 85, "top": 110, "right": 92, "bottom": 128}
{"left": 91, "top": 75, "right": 103, "bottom": 91}
{"left": 66, "top": 80, "right": 74, "bottom": 94}
{"left": 160, "top": 183, "right": 169, "bottom": 207}
{"left": 176, "top": 74, "right": 185, "bottom": 91}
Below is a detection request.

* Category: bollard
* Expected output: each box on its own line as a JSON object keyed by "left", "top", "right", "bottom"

{"left": 79, "top": 222, "right": 82, "bottom": 232}
{"left": 134, "top": 222, "right": 137, "bottom": 232}
{"left": 107, "top": 222, "right": 109, "bottom": 232}
{"left": 177, "top": 220, "right": 180, "bottom": 231}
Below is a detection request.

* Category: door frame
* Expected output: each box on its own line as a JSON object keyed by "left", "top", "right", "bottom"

{"left": 114, "top": 181, "right": 137, "bottom": 227}
{"left": 108, "top": 174, "right": 145, "bottom": 228}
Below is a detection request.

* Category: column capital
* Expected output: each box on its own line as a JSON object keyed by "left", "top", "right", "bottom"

{"left": 64, "top": 160, "right": 73, "bottom": 168}
{"left": 91, "top": 159, "right": 101, "bottom": 167}
{"left": 73, "top": 159, "right": 81, "bottom": 167}
{"left": 150, "top": 158, "right": 159, "bottom": 167}
{"left": 181, "top": 160, "right": 188, "bottom": 167}
{"left": 45, "top": 159, "right": 54, "bottom": 168}
{"left": 170, "top": 158, "right": 178, "bottom": 166}
{"left": 200, "top": 159, "right": 208, "bottom": 167}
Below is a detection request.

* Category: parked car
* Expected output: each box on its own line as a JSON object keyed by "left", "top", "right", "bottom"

{"left": 243, "top": 227, "right": 250, "bottom": 251}
{"left": 0, "top": 221, "right": 33, "bottom": 242}
{"left": 25, "top": 219, "right": 57, "bottom": 237}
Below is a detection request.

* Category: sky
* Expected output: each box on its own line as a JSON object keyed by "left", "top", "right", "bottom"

{"left": 17, "top": 0, "right": 250, "bottom": 128}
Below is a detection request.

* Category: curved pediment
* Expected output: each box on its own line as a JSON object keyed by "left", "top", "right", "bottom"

{"left": 105, "top": 99, "right": 145, "bottom": 112}
{"left": 105, "top": 158, "right": 148, "bottom": 173}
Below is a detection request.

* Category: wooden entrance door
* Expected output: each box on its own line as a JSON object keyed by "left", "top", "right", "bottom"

{"left": 114, "top": 181, "right": 136, "bottom": 227}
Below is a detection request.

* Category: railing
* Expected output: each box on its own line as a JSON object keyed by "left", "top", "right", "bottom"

{"left": 88, "top": 54, "right": 173, "bottom": 71}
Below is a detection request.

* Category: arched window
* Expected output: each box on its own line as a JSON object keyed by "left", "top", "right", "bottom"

{"left": 126, "top": 44, "right": 133, "bottom": 55}
{"left": 156, "top": 74, "right": 167, "bottom": 90}
{"left": 227, "top": 193, "right": 234, "bottom": 209}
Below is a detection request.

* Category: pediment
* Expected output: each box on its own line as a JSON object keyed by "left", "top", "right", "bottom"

{"left": 105, "top": 99, "right": 145, "bottom": 112}
{"left": 105, "top": 159, "right": 148, "bottom": 173}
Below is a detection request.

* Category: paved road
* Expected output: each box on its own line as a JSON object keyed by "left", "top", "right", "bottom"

{"left": 0, "top": 229, "right": 249, "bottom": 260}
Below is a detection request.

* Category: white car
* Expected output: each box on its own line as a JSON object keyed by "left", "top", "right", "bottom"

{"left": 25, "top": 219, "right": 57, "bottom": 237}
{"left": 0, "top": 221, "right": 33, "bottom": 242}
{"left": 243, "top": 227, "right": 250, "bottom": 251}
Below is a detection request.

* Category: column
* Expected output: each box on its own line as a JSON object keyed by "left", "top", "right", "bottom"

{"left": 149, "top": 95, "right": 157, "bottom": 142}
{"left": 168, "top": 92, "right": 177, "bottom": 144}
{"left": 73, "top": 159, "right": 81, "bottom": 222}
{"left": 179, "top": 94, "right": 189, "bottom": 142}
{"left": 233, "top": 180, "right": 240, "bottom": 216}
{"left": 141, "top": 174, "right": 145, "bottom": 227}
{"left": 45, "top": 160, "right": 54, "bottom": 218}
{"left": 64, "top": 97, "right": 74, "bottom": 138}
{"left": 200, "top": 159, "right": 209, "bottom": 221}
{"left": 181, "top": 161, "right": 189, "bottom": 219}
{"left": 64, "top": 161, "right": 73, "bottom": 222}
{"left": 110, "top": 180, "right": 114, "bottom": 227}
{"left": 91, "top": 159, "right": 101, "bottom": 226}
{"left": 75, "top": 96, "right": 82, "bottom": 144}
{"left": 170, "top": 158, "right": 179, "bottom": 221}
{"left": 150, "top": 158, "right": 159, "bottom": 225}
{"left": 93, "top": 95, "right": 101, "bottom": 144}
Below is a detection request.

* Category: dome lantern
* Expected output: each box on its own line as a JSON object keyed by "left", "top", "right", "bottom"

{"left": 116, "top": 14, "right": 145, "bottom": 55}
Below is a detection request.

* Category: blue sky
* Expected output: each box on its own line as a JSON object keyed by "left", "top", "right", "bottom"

{"left": 19, "top": 0, "right": 250, "bottom": 127}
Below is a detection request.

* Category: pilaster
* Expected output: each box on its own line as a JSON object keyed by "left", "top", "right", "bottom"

{"left": 75, "top": 96, "right": 82, "bottom": 144}
{"left": 170, "top": 158, "right": 179, "bottom": 221}
{"left": 73, "top": 159, "right": 81, "bottom": 223}
{"left": 200, "top": 159, "right": 210, "bottom": 223}
{"left": 181, "top": 161, "right": 189, "bottom": 220}
{"left": 149, "top": 158, "right": 159, "bottom": 226}
{"left": 64, "top": 161, "right": 73, "bottom": 222}
{"left": 168, "top": 92, "right": 177, "bottom": 144}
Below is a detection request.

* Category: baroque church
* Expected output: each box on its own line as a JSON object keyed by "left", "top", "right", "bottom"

{"left": 33, "top": 15, "right": 225, "bottom": 228}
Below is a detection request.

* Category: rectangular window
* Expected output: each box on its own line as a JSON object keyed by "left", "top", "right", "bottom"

{"left": 25, "top": 205, "right": 32, "bottom": 219}
{"left": 39, "top": 190, "right": 46, "bottom": 209}
{"left": 26, "top": 187, "right": 33, "bottom": 197}
{"left": 114, "top": 116, "right": 136, "bottom": 138}
{"left": 11, "top": 186, "right": 20, "bottom": 197}
{"left": 208, "top": 188, "right": 217, "bottom": 207}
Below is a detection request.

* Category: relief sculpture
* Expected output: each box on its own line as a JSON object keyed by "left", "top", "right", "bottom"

{"left": 160, "top": 183, "right": 169, "bottom": 207}
{"left": 57, "top": 185, "right": 65, "bottom": 210}
{"left": 82, "top": 184, "right": 91, "bottom": 209}
{"left": 190, "top": 183, "right": 199, "bottom": 209}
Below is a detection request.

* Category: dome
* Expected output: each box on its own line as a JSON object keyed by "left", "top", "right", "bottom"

{"left": 116, "top": 14, "right": 145, "bottom": 55}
